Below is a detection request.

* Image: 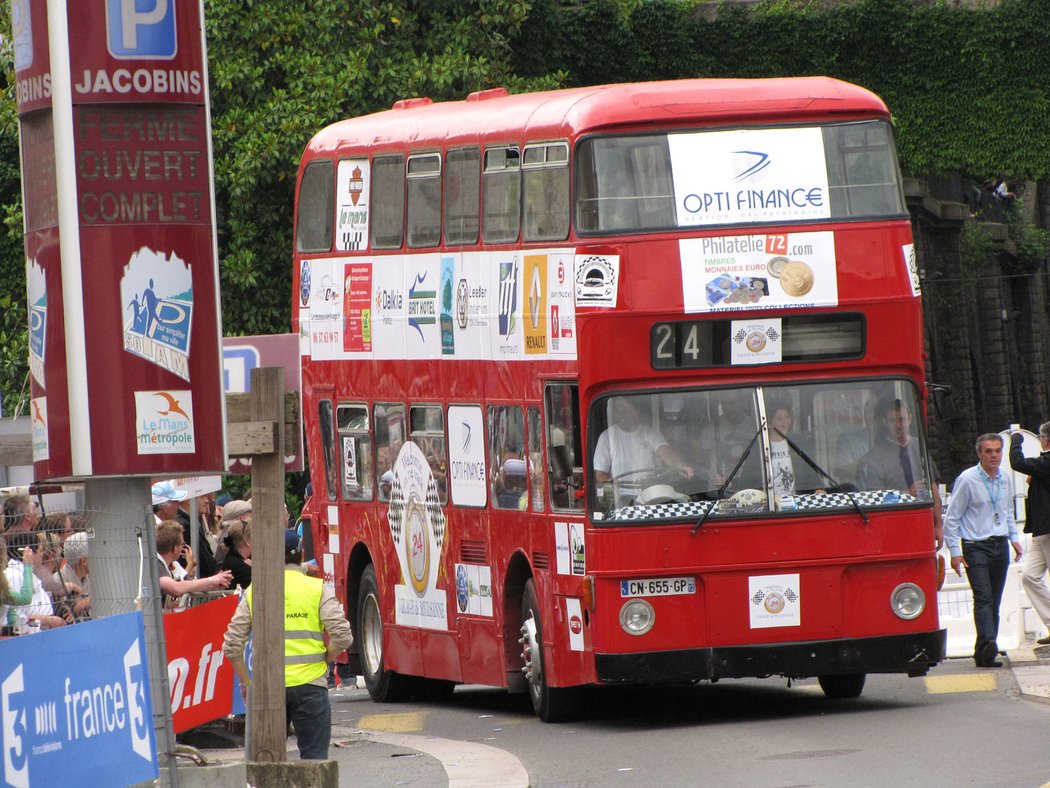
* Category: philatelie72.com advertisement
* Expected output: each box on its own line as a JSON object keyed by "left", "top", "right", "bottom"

{"left": 679, "top": 231, "right": 837, "bottom": 313}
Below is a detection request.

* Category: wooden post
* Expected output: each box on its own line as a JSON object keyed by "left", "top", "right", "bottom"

{"left": 248, "top": 367, "right": 287, "bottom": 762}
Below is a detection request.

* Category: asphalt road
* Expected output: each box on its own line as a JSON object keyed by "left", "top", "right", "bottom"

{"left": 308, "top": 658, "right": 1050, "bottom": 787}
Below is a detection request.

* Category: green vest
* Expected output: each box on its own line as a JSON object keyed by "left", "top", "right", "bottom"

{"left": 247, "top": 567, "right": 327, "bottom": 686}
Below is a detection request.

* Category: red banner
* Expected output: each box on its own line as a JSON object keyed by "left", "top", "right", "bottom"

{"left": 163, "top": 595, "right": 237, "bottom": 733}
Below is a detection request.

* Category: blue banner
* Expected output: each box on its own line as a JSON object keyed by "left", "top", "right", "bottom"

{"left": 0, "top": 612, "right": 158, "bottom": 787}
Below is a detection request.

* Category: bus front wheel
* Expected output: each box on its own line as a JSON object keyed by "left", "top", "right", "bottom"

{"left": 521, "top": 579, "right": 579, "bottom": 722}
{"left": 817, "top": 673, "right": 866, "bottom": 699}
{"left": 357, "top": 565, "right": 413, "bottom": 702}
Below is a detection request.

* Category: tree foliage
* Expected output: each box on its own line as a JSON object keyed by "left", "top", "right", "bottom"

{"left": 516, "top": 0, "right": 1050, "bottom": 179}
{"left": 3, "top": 0, "right": 1050, "bottom": 417}
{"left": 0, "top": 0, "right": 560, "bottom": 414}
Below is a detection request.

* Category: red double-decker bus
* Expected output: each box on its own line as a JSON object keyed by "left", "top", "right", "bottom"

{"left": 293, "top": 77, "right": 945, "bottom": 721}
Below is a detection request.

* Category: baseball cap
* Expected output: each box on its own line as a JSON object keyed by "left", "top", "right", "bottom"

{"left": 151, "top": 481, "right": 188, "bottom": 505}
{"left": 284, "top": 530, "right": 303, "bottom": 557}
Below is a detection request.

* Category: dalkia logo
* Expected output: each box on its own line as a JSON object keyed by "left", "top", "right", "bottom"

{"left": 135, "top": 390, "right": 195, "bottom": 455}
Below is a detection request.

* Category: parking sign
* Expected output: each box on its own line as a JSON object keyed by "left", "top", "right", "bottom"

{"left": 106, "top": 0, "right": 178, "bottom": 59}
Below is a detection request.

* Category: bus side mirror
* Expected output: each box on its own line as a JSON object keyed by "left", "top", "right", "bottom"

{"left": 931, "top": 385, "right": 954, "bottom": 420}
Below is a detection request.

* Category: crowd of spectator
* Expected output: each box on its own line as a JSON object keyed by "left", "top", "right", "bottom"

{"left": 0, "top": 494, "right": 90, "bottom": 635}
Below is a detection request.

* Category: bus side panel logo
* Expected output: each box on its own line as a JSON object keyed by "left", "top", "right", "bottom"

{"left": 107, "top": 0, "right": 178, "bottom": 59}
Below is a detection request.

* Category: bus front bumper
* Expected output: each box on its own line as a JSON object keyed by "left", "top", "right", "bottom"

{"left": 595, "top": 629, "right": 947, "bottom": 684}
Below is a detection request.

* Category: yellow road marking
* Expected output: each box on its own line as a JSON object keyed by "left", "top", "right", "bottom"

{"left": 925, "top": 673, "right": 997, "bottom": 694}
{"left": 356, "top": 711, "right": 427, "bottom": 732}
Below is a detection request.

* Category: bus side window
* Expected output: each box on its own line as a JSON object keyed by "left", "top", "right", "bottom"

{"left": 337, "top": 403, "right": 373, "bottom": 502}
{"left": 522, "top": 142, "right": 569, "bottom": 242}
{"left": 374, "top": 402, "right": 406, "bottom": 502}
{"left": 371, "top": 155, "right": 405, "bottom": 249}
{"left": 407, "top": 153, "right": 441, "bottom": 248}
{"left": 318, "top": 399, "right": 338, "bottom": 502}
{"left": 296, "top": 159, "right": 334, "bottom": 253}
{"left": 488, "top": 405, "right": 526, "bottom": 510}
{"left": 482, "top": 146, "right": 520, "bottom": 243}
{"left": 526, "top": 406, "right": 544, "bottom": 513}
{"left": 444, "top": 147, "right": 480, "bottom": 246}
{"left": 546, "top": 383, "right": 583, "bottom": 511}
{"left": 410, "top": 404, "right": 448, "bottom": 505}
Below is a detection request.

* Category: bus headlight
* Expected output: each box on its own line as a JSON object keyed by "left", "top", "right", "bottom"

{"left": 619, "top": 599, "right": 655, "bottom": 635}
{"left": 891, "top": 583, "right": 925, "bottom": 620}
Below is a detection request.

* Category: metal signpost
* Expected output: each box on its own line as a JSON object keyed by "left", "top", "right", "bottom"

{"left": 11, "top": 1, "right": 227, "bottom": 782}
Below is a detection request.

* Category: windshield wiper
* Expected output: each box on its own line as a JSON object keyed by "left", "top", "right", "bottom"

{"left": 692, "top": 420, "right": 765, "bottom": 536}
{"left": 773, "top": 427, "right": 869, "bottom": 524}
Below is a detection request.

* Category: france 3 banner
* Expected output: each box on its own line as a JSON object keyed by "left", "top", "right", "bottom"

{"left": 164, "top": 595, "right": 237, "bottom": 733}
{"left": 0, "top": 611, "right": 158, "bottom": 788}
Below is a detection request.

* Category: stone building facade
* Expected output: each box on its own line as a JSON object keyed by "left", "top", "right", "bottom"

{"left": 909, "top": 176, "right": 1050, "bottom": 482}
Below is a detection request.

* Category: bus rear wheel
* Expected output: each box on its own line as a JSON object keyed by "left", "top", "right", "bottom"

{"left": 520, "top": 579, "right": 580, "bottom": 722}
{"left": 357, "top": 565, "right": 413, "bottom": 702}
{"left": 817, "top": 673, "right": 866, "bottom": 699}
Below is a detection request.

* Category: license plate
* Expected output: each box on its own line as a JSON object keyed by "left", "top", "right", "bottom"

{"left": 620, "top": 576, "right": 696, "bottom": 597}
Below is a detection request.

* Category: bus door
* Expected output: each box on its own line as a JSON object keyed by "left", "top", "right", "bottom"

{"left": 543, "top": 382, "right": 592, "bottom": 684}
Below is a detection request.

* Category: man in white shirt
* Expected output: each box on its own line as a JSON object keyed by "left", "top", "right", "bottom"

{"left": 594, "top": 397, "right": 692, "bottom": 503}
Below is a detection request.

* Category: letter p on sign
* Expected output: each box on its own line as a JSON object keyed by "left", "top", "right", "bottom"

{"left": 107, "top": 0, "right": 177, "bottom": 59}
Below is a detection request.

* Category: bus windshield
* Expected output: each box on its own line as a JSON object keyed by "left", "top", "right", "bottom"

{"left": 590, "top": 380, "right": 930, "bottom": 523}
{"left": 576, "top": 120, "right": 905, "bottom": 233}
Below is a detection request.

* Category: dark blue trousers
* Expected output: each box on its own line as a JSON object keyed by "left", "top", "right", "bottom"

{"left": 962, "top": 536, "right": 1010, "bottom": 661}
{"left": 286, "top": 682, "right": 331, "bottom": 759}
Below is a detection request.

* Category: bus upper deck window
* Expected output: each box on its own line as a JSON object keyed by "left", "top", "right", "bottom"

{"left": 296, "top": 159, "right": 334, "bottom": 252}
{"left": 576, "top": 135, "right": 676, "bottom": 233}
{"left": 824, "top": 121, "right": 906, "bottom": 219}
{"left": 523, "top": 142, "right": 569, "bottom": 242}
{"left": 483, "top": 147, "right": 520, "bottom": 243}
{"left": 407, "top": 153, "right": 441, "bottom": 248}
{"left": 445, "top": 148, "right": 480, "bottom": 246}
{"left": 371, "top": 155, "right": 405, "bottom": 249}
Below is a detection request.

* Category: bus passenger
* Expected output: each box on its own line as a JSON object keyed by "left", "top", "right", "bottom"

{"left": 857, "top": 398, "right": 928, "bottom": 496}
{"left": 593, "top": 397, "right": 693, "bottom": 484}
{"left": 768, "top": 404, "right": 825, "bottom": 498}
{"left": 710, "top": 390, "right": 762, "bottom": 490}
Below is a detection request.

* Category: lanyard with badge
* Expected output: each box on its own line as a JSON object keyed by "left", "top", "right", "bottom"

{"left": 982, "top": 472, "right": 1003, "bottom": 525}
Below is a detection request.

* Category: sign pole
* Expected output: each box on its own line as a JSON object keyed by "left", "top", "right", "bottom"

{"left": 84, "top": 476, "right": 179, "bottom": 784}
{"left": 248, "top": 367, "right": 287, "bottom": 762}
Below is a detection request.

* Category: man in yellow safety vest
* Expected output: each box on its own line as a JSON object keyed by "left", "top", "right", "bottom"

{"left": 223, "top": 530, "right": 353, "bottom": 759}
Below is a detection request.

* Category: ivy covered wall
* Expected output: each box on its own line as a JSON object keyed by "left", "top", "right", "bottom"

{"left": 516, "top": 0, "right": 1050, "bottom": 182}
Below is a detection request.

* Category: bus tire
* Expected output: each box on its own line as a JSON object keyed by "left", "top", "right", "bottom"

{"left": 817, "top": 673, "right": 866, "bottom": 699}
{"left": 357, "top": 565, "right": 413, "bottom": 702}
{"left": 521, "top": 579, "right": 580, "bottom": 722}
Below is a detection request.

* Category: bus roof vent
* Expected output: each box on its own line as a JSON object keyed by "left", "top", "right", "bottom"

{"left": 465, "top": 87, "right": 509, "bottom": 102}
{"left": 391, "top": 97, "right": 433, "bottom": 110}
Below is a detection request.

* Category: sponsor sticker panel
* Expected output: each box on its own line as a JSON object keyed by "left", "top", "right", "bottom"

{"left": 680, "top": 231, "right": 837, "bottom": 314}
{"left": 748, "top": 573, "right": 801, "bottom": 629}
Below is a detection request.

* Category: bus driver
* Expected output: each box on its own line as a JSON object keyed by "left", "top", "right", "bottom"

{"left": 594, "top": 397, "right": 693, "bottom": 488}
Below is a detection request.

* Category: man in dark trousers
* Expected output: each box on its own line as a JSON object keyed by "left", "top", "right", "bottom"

{"left": 944, "top": 433, "right": 1023, "bottom": 667}
{"left": 223, "top": 531, "right": 353, "bottom": 759}
{"left": 1010, "top": 424, "right": 1050, "bottom": 645}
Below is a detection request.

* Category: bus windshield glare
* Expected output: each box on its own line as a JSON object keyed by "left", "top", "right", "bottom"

{"left": 590, "top": 380, "right": 930, "bottom": 522}
{"left": 576, "top": 120, "right": 905, "bottom": 233}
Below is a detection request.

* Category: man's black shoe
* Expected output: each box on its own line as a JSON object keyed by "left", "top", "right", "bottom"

{"left": 976, "top": 641, "right": 1002, "bottom": 667}
{"left": 1036, "top": 635, "right": 1050, "bottom": 646}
